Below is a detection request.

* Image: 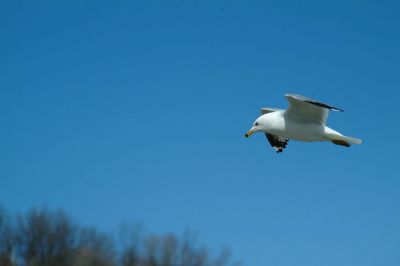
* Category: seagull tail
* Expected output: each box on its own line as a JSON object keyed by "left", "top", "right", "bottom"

{"left": 343, "top": 136, "right": 362, "bottom": 145}
{"left": 331, "top": 135, "right": 362, "bottom": 147}
{"left": 325, "top": 128, "right": 362, "bottom": 147}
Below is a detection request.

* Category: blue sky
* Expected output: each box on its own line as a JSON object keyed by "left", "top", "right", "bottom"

{"left": 1, "top": 1, "right": 400, "bottom": 265}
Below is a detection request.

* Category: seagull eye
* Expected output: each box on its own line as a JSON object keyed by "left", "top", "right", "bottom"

{"left": 255, "top": 122, "right": 259, "bottom": 126}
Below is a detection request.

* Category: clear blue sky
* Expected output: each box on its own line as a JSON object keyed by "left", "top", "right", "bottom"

{"left": 1, "top": 1, "right": 400, "bottom": 265}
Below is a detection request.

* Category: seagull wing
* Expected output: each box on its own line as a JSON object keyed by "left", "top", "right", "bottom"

{"left": 260, "top": 107, "right": 283, "bottom": 115}
{"left": 265, "top": 133, "right": 289, "bottom": 153}
{"left": 284, "top": 94, "right": 343, "bottom": 125}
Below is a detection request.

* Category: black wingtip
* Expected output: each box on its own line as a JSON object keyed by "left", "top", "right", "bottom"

{"left": 304, "top": 100, "right": 344, "bottom": 112}
{"left": 332, "top": 107, "right": 345, "bottom": 112}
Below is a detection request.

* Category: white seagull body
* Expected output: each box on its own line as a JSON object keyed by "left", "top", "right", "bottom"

{"left": 245, "top": 94, "right": 362, "bottom": 153}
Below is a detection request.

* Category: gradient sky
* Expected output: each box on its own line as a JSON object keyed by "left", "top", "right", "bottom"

{"left": 1, "top": 1, "right": 400, "bottom": 265}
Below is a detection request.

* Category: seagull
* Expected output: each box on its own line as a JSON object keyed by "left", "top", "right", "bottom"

{"left": 245, "top": 94, "right": 362, "bottom": 153}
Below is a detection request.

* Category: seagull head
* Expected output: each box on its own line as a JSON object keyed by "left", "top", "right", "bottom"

{"left": 245, "top": 117, "right": 266, "bottom": 138}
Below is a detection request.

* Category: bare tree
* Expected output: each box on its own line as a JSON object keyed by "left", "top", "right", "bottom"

{"left": 14, "top": 208, "right": 77, "bottom": 266}
{"left": 0, "top": 208, "right": 14, "bottom": 266}
{"left": 1, "top": 207, "right": 241, "bottom": 266}
{"left": 73, "top": 227, "right": 115, "bottom": 266}
{"left": 119, "top": 228, "right": 239, "bottom": 266}
{"left": 118, "top": 224, "right": 142, "bottom": 266}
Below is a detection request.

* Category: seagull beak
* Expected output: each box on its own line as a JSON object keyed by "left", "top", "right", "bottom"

{"left": 245, "top": 128, "right": 255, "bottom": 138}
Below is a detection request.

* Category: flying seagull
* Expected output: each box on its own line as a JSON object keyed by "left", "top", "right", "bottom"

{"left": 245, "top": 94, "right": 362, "bottom": 153}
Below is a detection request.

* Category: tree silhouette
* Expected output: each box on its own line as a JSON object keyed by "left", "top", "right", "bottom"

{"left": 0, "top": 208, "right": 13, "bottom": 266}
{"left": 14, "top": 209, "right": 77, "bottom": 266}
{"left": 0, "top": 207, "right": 241, "bottom": 266}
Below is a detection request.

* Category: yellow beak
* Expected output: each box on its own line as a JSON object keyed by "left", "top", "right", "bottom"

{"left": 244, "top": 129, "right": 255, "bottom": 138}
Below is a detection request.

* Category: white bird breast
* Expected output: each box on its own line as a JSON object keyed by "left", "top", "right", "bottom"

{"left": 261, "top": 111, "right": 327, "bottom": 142}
